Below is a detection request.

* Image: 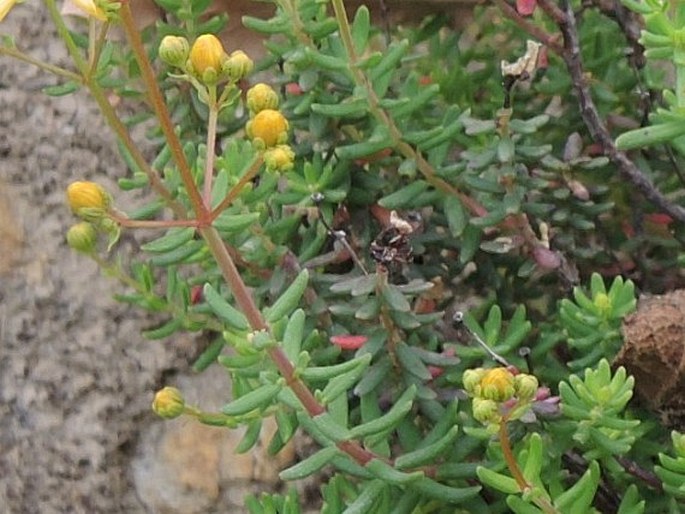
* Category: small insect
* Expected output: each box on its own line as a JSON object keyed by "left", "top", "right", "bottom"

{"left": 370, "top": 210, "right": 421, "bottom": 272}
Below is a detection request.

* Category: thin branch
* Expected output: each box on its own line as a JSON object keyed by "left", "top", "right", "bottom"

{"left": 615, "top": 456, "right": 663, "bottom": 491}
{"left": 492, "top": 0, "right": 564, "bottom": 56}
{"left": 554, "top": 0, "right": 685, "bottom": 223}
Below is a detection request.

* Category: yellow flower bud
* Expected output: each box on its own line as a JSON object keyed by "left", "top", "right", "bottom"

{"left": 247, "top": 83, "right": 279, "bottom": 114}
{"left": 479, "top": 367, "right": 516, "bottom": 402}
{"left": 514, "top": 373, "right": 539, "bottom": 401}
{"left": 472, "top": 397, "right": 500, "bottom": 424}
{"left": 264, "top": 145, "right": 295, "bottom": 173}
{"left": 223, "top": 50, "right": 254, "bottom": 81}
{"left": 70, "top": 0, "right": 107, "bottom": 21}
{"left": 67, "top": 181, "right": 110, "bottom": 218}
{"left": 463, "top": 368, "right": 488, "bottom": 396}
{"left": 247, "top": 109, "right": 289, "bottom": 148}
{"left": 189, "top": 34, "right": 227, "bottom": 82}
{"left": 66, "top": 222, "right": 98, "bottom": 254}
{"left": 159, "top": 35, "right": 190, "bottom": 68}
{"left": 152, "top": 386, "right": 185, "bottom": 419}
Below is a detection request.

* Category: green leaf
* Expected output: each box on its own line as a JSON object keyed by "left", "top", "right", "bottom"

{"left": 617, "top": 484, "right": 645, "bottom": 514}
{"left": 142, "top": 318, "right": 183, "bottom": 340}
{"left": 506, "top": 495, "right": 545, "bottom": 514}
{"left": 222, "top": 383, "right": 282, "bottom": 416}
{"left": 192, "top": 338, "right": 225, "bottom": 372}
{"left": 235, "top": 419, "right": 262, "bottom": 454}
{"left": 554, "top": 461, "right": 600, "bottom": 514}
{"left": 302, "top": 354, "right": 373, "bottom": 382}
{"left": 616, "top": 120, "right": 685, "bottom": 150}
{"left": 282, "top": 309, "right": 305, "bottom": 362}
{"left": 203, "top": 283, "right": 250, "bottom": 330}
{"left": 365, "top": 459, "right": 423, "bottom": 484}
{"left": 43, "top": 81, "right": 80, "bottom": 96}
{"left": 321, "top": 356, "right": 372, "bottom": 404}
{"left": 280, "top": 446, "right": 339, "bottom": 481}
{"left": 379, "top": 181, "right": 430, "bottom": 209}
{"left": 349, "top": 385, "right": 416, "bottom": 438}
{"left": 351, "top": 5, "right": 371, "bottom": 54}
{"left": 265, "top": 269, "right": 309, "bottom": 323}
{"left": 149, "top": 239, "right": 203, "bottom": 266}
{"left": 342, "top": 480, "right": 386, "bottom": 514}
{"left": 396, "top": 342, "right": 432, "bottom": 380}
{"left": 395, "top": 426, "right": 460, "bottom": 470}
{"left": 411, "top": 478, "right": 481, "bottom": 504}
{"left": 476, "top": 466, "right": 520, "bottom": 494}
{"left": 444, "top": 195, "right": 467, "bottom": 237}
{"left": 213, "top": 211, "right": 261, "bottom": 233}
{"left": 381, "top": 284, "right": 411, "bottom": 312}
{"left": 311, "top": 98, "right": 369, "bottom": 119}
{"left": 141, "top": 227, "right": 196, "bottom": 253}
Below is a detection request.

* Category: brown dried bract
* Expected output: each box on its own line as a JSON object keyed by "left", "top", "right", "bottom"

{"left": 616, "top": 289, "right": 685, "bottom": 430}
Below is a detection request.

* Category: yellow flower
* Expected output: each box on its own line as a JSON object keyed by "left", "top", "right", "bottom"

{"left": 68, "top": 0, "right": 107, "bottom": 21}
{"left": 152, "top": 387, "right": 185, "bottom": 419}
{"left": 479, "top": 367, "right": 516, "bottom": 402}
{"left": 247, "top": 109, "right": 289, "bottom": 148}
{"left": 189, "top": 34, "right": 226, "bottom": 81}
{"left": 67, "top": 181, "right": 110, "bottom": 215}
{"left": 0, "top": 0, "right": 18, "bottom": 22}
{"left": 66, "top": 222, "right": 98, "bottom": 254}
{"left": 247, "top": 83, "right": 279, "bottom": 114}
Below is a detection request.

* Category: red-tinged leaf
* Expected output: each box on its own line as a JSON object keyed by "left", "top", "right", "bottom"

{"left": 285, "top": 83, "right": 303, "bottom": 95}
{"left": 516, "top": 0, "right": 537, "bottom": 16}
{"left": 537, "top": 45, "right": 549, "bottom": 69}
{"left": 645, "top": 213, "right": 673, "bottom": 225}
{"left": 330, "top": 334, "right": 368, "bottom": 350}
{"left": 533, "top": 246, "right": 561, "bottom": 270}
{"left": 190, "top": 285, "right": 203, "bottom": 305}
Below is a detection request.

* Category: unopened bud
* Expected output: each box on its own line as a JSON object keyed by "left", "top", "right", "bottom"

{"left": 223, "top": 50, "right": 254, "bottom": 81}
{"left": 189, "top": 34, "right": 227, "bottom": 83}
{"left": 159, "top": 35, "right": 190, "bottom": 68}
{"left": 67, "top": 181, "right": 110, "bottom": 219}
{"left": 247, "top": 83, "right": 279, "bottom": 114}
{"left": 66, "top": 222, "right": 97, "bottom": 254}
{"left": 264, "top": 144, "right": 295, "bottom": 172}
{"left": 152, "top": 387, "right": 185, "bottom": 419}
{"left": 246, "top": 109, "right": 289, "bottom": 148}
{"left": 514, "top": 373, "right": 539, "bottom": 401}
{"left": 463, "top": 368, "right": 487, "bottom": 396}
{"left": 480, "top": 367, "right": 516, "bottom": 402}
{"left": 472, "top": 397, "right": 500, "bottom": 424}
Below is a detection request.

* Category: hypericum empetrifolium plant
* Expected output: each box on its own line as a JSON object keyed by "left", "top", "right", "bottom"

{"left": 4, "top": 0, "right": 685, "bottom": 512}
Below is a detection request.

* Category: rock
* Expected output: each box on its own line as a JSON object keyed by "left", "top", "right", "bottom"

{"left": 133, "top": 366, "right": 296, "bottom": 513}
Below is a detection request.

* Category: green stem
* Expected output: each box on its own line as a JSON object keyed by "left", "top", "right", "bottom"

{"left": 329, "top": 0, "right": 486, "bottom": 217}
{"left": 0, "top": 46, "right": 81, "bottom": 82}
{"left": 210, "top": 155, "right": 264, "bottom": 220}
{"left": 499, "top": 420, "right": 560, "bottom": 514}
{"left": 203, "top": 87, "right": 219, "bottom": 208}
{"left": 119, "top": 3, "right": 207, "bottom": 220}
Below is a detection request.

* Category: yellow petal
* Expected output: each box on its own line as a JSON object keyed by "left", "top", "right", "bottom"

{"left": 0, "top": 0, "right": 18, "bottom": 22}
{"left": 68, "top": 0, "right": 107, "bottom": 21}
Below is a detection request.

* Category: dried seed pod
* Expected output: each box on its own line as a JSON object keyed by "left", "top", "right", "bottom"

{"left": 615, "top": 289, "right": 685, "bottom": 429}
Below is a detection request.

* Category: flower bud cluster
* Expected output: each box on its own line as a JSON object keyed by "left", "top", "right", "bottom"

{"left": 159, "top": 34, "right": 254, "bottom": 86}
{"left": 463, "top": 367, "right": 539, "bottom": 425}
{"left": 65, "top": 181, "right": 117, "bottom": 254}
{"left": 245, "top": 83, "right": 294, "bottom": 172}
